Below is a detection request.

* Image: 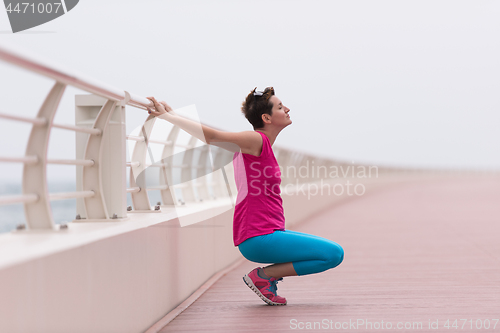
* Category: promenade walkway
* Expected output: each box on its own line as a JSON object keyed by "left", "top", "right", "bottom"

{"left": 160, "top": 175, "right": 500, "bottom": 332}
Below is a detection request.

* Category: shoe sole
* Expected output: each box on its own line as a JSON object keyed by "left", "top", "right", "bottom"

{"left": 243, "top": 275, "right": 287, "bottom": 306}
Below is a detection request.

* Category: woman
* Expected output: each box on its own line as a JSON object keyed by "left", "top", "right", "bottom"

{"left": 147, "top": 87, "right": 344, "bottom": 306}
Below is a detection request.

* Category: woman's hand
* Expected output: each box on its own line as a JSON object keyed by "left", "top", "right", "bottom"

{"left": 146, "top": 97, "right": 176, "bottom": 118}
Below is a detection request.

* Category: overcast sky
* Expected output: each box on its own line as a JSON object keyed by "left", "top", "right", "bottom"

{"left": 0, "top": 0, "right": 499, "bottom": 182}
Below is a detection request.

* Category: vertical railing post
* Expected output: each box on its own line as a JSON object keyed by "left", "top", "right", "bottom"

{"left": 195, "top": 145, "right": 211, "bottom": 201}
{"left": 23, "top": 82, "right": 66, "bottom": 230}
{"left": 180, "top": 136, "right": 199, "bottom": 203}
{"left": 129, "top": 116, "right": 156, "bottom": 211}
{"left": 75, "top": 94, "right": 127, "bottom": 220}
{"left": 211, "top": 147, "right": 231, "bottom": 200}
{"left": 159, "top": 126, "right": 179, "bottom": 206}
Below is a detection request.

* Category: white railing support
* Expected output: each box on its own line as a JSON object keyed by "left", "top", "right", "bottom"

{"left": 75, "top": 94, "right": 127, "bottom": 221}
{"left": 196, "top": 145, "right": 211, "bottom": 201}
{"left": 180, "top": 136, "right": 199, "bottom": 203}
{"left": 211, "top": 147, "right": 234, "bottom": 200}
{"left": 129, "top": 116, "right": 156, "bottom": 211}
{"left": 23, "top": 82, "right": 66, "bottom": 230}
{"left": 159, "top": 126, "right": 180, "bottom": 206}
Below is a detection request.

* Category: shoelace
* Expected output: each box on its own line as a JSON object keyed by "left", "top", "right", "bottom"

{"left": 267, "top": 278, "right": 283, "bottom": 296}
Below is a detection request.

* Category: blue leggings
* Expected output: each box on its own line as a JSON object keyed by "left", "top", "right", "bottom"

{"left": 238, "top": 229, "right": 344, "bottom": 276}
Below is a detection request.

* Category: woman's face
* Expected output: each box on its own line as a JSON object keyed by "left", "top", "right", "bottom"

{"left": 269, "top": 95, "right": 292, "bottom": 128}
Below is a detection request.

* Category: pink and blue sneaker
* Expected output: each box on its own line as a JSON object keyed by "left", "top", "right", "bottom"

{"left": 243, "top": 267, "right": 287, "bottom": 306}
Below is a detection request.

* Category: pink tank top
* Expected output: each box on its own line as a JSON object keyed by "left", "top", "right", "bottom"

{"left": 232, "top": 131, "right": 285, "bottom": 246}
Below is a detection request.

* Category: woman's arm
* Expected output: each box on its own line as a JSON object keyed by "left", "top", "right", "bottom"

{"left": 146, "top": 97, "right": 262, "bottom": 155}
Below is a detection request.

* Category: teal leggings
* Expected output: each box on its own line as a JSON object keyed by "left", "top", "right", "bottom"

{"left": 238, "top": 229, "right": 344, "bottom": 276}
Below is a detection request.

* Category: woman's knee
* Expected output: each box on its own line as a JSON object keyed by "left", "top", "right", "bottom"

{"left": 326, "top": 243, "right": 344, "bottom": 269}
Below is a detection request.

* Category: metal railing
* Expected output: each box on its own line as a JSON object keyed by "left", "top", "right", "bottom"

{"left": 0, "top": 43, "right": 435, "bottom": 232}
{"left": 0, "top": 45, "right": 234, "bottom": 230}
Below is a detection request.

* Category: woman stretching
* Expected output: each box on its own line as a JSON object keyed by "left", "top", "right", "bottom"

{"left": 147, "top": 87, "right": 344, "bottom": 306}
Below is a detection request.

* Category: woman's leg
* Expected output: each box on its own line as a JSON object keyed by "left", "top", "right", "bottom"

{"left": 261, "top": 230, "right": 332, "bottom": 277}
{"left": 238, "top": 229, "right": 344, "bottom": 278}
{"left": 262, "top": 262, "right": 297, "bottom": 279}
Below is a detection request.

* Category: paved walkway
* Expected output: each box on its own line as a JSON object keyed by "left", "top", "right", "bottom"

{"left": 160, "top": 175, "right": 500, "bottom": 332}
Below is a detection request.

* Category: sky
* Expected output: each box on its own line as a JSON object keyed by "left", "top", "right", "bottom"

{"left": 0, "top": 0, "right": 499, "bottom": 183}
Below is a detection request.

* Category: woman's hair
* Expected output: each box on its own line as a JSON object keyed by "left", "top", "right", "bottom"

{"left": 241, "top": 87, "right": 275, "bottom": 129}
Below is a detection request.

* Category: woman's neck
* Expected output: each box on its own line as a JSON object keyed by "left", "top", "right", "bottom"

{"left": 255, "top": 127, "right": 282, "bottom": 146}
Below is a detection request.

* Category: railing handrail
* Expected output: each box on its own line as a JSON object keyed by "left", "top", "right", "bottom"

{"left": 0, "top": 44, "right": 149, "bottom": 109}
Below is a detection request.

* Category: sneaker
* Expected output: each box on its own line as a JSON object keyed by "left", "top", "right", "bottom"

{"left": 243, "top": 267, "right": 287, "bottom": 306}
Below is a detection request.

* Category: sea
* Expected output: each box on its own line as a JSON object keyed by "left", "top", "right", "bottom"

{"left": 0, "top": 181, "right": 77, "bottom": 233}
{"left": 0, "top": 180, "right": 162, "bottom": 234}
